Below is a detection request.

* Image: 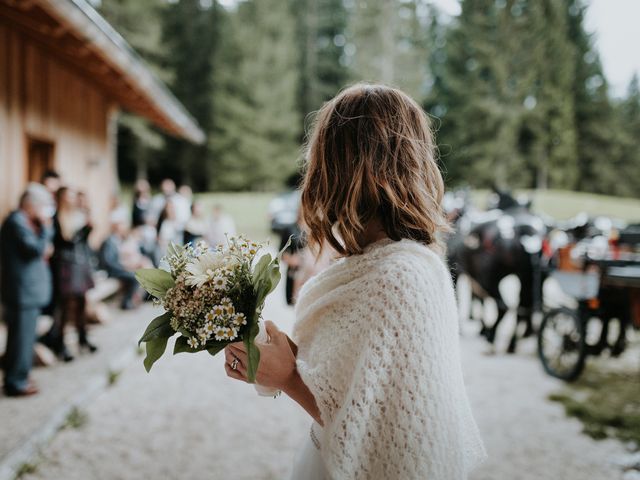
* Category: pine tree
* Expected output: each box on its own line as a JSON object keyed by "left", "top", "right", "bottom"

{"left": 159, "top": 0, "right": 219, "bottom": 190}
{"left": 211, "top": 0, "right": 300, "bottom": 190}
{"left": 617, "top": 75, "right": 640, "bottom": 197}
{"left": 292, "top": 0, "right": 349, "bottom": 134}
{"left": 566, "top": 0, "right": 618, "bottom": 194}
{"left": 346, "top": 0, "right": 430, "bottom": 101}
{"left": 428, "top": 0, "right": 578, "bottom": 189}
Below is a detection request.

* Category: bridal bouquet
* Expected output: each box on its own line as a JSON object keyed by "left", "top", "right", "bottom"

{"left": 135, "top": 236, "right": 286, "bottom": 383}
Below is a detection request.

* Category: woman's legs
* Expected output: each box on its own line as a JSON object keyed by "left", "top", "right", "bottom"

{"left": 75, "top": 295, "right": 97, "bottom": 353}
{"left": 54, "top": 296, "right": 75, "bottom": 361}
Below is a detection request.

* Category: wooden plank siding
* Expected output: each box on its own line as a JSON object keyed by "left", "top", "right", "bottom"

{"left": 0, "top": 21, "right": 119, "bottom": 244}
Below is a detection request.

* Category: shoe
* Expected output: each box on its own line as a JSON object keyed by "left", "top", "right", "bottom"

{"left": 79, "top": 340, "right": 98, "bottom": 354}
{"left": 59, "top": 346, "right": 74, "bottom": 362}
{"left": 4, "top": 382, "right": 39, "bottom": 397}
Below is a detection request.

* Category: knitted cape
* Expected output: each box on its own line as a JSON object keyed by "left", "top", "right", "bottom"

{"left": 292, "top": 238, "right": 486, "bottom": 479}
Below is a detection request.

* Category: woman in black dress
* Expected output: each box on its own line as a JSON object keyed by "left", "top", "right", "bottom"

{"left": 50, "top": 187, "right": 97, "bottom": 360}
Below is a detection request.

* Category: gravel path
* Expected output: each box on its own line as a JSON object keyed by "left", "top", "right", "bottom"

{"left": 21, "top": 283, "right": 630, "bottom": 480}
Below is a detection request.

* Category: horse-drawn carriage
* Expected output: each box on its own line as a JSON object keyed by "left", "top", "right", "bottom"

{"left": 446, "top": 188, "right": 640, "bottom": 382}
{"left": 537, "top": 228, "right": 640, "bottom": 381}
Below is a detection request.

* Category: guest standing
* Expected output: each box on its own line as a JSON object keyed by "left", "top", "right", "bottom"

{"left": 279, "top": 216, "right": 305, "bottom": 305}
{"left": 132, "top": 179, "right": 151, "bottom": 228}
{"left": 50, "top": 187, "right": 96, "bottom": 360}
{"left": 207, "top": 204, "right": 236, "bottom": 247}
{"left": 183, "top": 200, "right": 208, "bottom": 245}
{"left": 1, "top": 184, "right": 54, "bottom": 397}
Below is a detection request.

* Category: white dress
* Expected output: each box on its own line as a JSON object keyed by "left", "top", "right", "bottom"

{"left": 289, "top": 238, "right": 486, "bottom": 480}
{"left": 289, "top": 423, "right": 327, "bottom": 480}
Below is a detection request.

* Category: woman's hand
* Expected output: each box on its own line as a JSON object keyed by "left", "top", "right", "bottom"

{"left": 224, "top": 321, "right": 297, "bottom": 390}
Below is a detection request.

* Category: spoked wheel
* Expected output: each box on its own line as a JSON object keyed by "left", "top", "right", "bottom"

{"left": 537, "top": 307, "right": 587, "bottom": 381}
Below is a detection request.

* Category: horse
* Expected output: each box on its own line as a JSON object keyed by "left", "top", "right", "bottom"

{"left": 446, "top": 188, "right": 548, "bottom": 353}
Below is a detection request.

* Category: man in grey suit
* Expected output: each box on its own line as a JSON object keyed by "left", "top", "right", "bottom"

{"left": 1, "top": 183, "right": 54, "bottom": 397}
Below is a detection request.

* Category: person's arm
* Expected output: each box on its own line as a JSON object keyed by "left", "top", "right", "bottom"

{"left": 13, "top": 216, "right": 48, "bottom": 259}
{"left": 224, "top": 321, "right": 323, "bottom": 425}
{"left": 282, "top": 368, "right": 323, "bottom": 426}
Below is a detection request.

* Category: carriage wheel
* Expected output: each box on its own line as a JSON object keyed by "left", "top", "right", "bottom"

{"left": 537, "top": 307, "right": 587, "bottom": 381}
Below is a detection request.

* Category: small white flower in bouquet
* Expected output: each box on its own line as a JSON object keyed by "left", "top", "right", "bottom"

{"left": 135, "top": 236, "right": 289, "bottom": 383}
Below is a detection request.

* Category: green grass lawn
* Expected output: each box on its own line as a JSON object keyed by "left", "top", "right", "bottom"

{"left": 195, "top": 192, "right": 276, "bottom": 242}
{"left": 469, "top": 189, "right": 640, "bottom": 222}
{"left": 119, "top": 188, "right": 639, "bottom": 241}
{"left": 549, "top": 364, "right": 640, "bottom": 444}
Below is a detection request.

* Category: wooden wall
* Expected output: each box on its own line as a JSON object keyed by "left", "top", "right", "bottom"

{"left": 0, "top": 22, "right": 119, "bottom": 244}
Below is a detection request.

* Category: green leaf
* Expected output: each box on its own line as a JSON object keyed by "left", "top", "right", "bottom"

{"left": 135, "top": 268, "right": 175, "bottom": 299}
{"left": 167, "top": 242, "right": 185, "bottom": 259}
{"left": 243, "top": 319, "right": 261, "bottom": 384}
{"left": 206, "top": 343, "right": 227, "bottom": 357}
{"left": 251, "top": 253, "right": 273, "bottom": 288}
{"left": 143, "top": 336, "right": 169, "bottom": 372}
{"left": 138, "top": 312, "right": 174, "bottom": 346}
{"left": 278, "top": 235, "right": 292, "bottom": 260}
{"left": 173, "top": 336, "right": 197, "bottom": 354}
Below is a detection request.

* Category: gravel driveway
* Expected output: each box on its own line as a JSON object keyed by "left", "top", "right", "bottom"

{"left": 22, "top": 281, "right": 630, "bottom": 480}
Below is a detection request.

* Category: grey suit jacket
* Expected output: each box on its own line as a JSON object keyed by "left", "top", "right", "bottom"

{"left": 0, "top": 210, "right": 52, "bottom": 309}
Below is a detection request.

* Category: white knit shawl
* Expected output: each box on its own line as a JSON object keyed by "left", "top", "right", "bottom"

{"left": 293, "top": 239, "right": 486, "bottom": 480}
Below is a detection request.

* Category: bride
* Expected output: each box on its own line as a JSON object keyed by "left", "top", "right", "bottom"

{"left": 224, "top": 83, "right": 486, "bottom": 479}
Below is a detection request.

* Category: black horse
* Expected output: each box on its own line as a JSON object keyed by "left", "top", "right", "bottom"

{"left": 447, "top": 189, "right": 547, "bottom": 353}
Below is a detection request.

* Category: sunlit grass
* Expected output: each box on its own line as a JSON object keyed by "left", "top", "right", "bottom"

{"left": 119, "top": 187, "right": 639, "bottom": 241}
{"left": 195, "top": 192, "right": 276, "bottom": 242}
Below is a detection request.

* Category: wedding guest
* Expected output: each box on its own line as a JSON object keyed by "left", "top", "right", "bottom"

{"left": 48, "top": 187, "right": 96, "bottom": 360}
{"left": 132, "top": 179, "right": 151, "bottom": 227}
{"left": 183, "top": 200, "right": 209, "bottom": 245}
{"left": 293, "top": 238, "right": 335, "bottom": 304}
{"left": 207, "top": 204, "right": 236, "bottom": 247}
{"left": 39, "top": 170, "right": 60, "bottom": 318}
{"left": 149, "top": 178, "right": 176, "bottom": 227}
{"left": 100, "top": 216, "right": 149, "bottom": 310}
{"left": 157, "top": 198, "right": 182, "bottom": 257}
{"left": 279, "top": 214, "right": 305, "bottom": 305}
{"left": 175, "top": 185, "right": 193, "bottom": 227}
{"left": 77, "top": 190, "right": 91, "bottom": 216}
{"left": 1, "top": 183, "right": 54, "bottom": 397}
{"left": 40, "top": 170, "right": 61, "bottom": 197}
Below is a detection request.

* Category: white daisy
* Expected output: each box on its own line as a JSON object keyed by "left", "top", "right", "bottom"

{"left": 212, "top": 275, "right": 227, "bottom": 291}
{"left": 214, "top": 326, "right": 227, "bottom": 341}
{"left": 187, "top": 337, "right": 199, "bottom": 349}
{"left": 211, "top": 305, "right": 225, "bottom": 318}
{"left": 233, "top": 312, "right": 247, "bottom": 326}
{"left": 184, "top": 251, "right": 226, "bottom": 287}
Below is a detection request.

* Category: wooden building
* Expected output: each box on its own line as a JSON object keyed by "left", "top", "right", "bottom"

{"left": 0, "top": 0, "right": 204, "bottom": 240}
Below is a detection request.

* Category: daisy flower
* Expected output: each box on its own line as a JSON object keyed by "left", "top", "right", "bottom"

{"left": 211, "top": 305, "right": 225, "bottom": 318}
{"left": 184, "top": 251, "right": 226, "bottom": 287}
{"left": 233, "top": 312, "right": 247, "bottom": 326}
{"left": 212, "top": 275, "right": 227, "bottom": 291}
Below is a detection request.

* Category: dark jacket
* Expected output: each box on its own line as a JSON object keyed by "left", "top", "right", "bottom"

{"left": 0, "top": 210, "right": 52, "bottom": 308}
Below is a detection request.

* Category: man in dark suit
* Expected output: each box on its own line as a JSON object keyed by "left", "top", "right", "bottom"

{"left": 1, "top": 183, "right": 54, "bottom": 397}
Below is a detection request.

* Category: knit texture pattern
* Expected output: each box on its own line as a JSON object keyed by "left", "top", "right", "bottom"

{"left": 293, "top": 239, "right": 486, "bottom": 480}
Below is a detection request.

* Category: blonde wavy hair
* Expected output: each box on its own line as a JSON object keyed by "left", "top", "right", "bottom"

{"left": 301, "top": 83, "right": 449, "bottom": 256}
